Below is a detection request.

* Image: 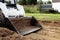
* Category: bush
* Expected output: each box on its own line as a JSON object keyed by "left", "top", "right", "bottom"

{"left": 24, "top": 5, "right": 40, "bottom": 13}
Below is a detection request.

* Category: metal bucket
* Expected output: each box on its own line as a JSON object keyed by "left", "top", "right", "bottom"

{"left": 6, "top": 16, "right": 42, "bottom": 35}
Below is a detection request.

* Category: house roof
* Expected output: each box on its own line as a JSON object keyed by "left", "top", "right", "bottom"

{"left": 41, "top": 0, "right": 52, "bottom": 2}
{"left": 52, "top": 0, "right": 60, "bottom": 2}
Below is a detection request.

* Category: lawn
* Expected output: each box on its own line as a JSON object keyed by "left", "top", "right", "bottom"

{"left": 26, "top": 13, "right": 60, "bottom": 21}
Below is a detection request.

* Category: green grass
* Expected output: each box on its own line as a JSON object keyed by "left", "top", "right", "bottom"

{"left": 26, "top": 13, "right": 60, "bottom": 21}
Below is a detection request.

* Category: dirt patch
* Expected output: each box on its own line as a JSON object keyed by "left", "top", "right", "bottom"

{"left": 25, "top": 21, "right": 60, "bottom": 40}
{"left": 0, "top": 27, "right": 32, "bottom": 40}
{"left": 0, "top": 20, "right": 60, "bottom": 40}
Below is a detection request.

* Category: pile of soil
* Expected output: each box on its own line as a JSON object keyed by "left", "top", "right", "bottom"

{"left": 0, "top": 27, "right": 32, "bottom": 40}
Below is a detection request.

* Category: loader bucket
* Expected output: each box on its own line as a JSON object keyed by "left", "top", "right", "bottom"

{"left": 0, "top": 9, "right": 42, "bottom": 35}
{"left": 7, "top": 16, "right": 42, "bottom": 35}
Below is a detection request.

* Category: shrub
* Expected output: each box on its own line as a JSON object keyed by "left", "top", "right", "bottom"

{"left": 24, "top": 5, "right": 40, "bottom": 13}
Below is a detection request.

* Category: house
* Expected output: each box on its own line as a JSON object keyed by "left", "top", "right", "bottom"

{"left": 40, "top": 0, "right": 52, "bottom": 12}
{"left": 41, "top": 4, "right": 52, "bottom": 11}
{"left": 41, "top": 0, "right": 60, "bottom": 12}
{"left": 52, "top": 0, "right": 60, "bottom": 12}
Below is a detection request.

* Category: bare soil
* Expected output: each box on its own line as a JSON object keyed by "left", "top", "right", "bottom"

{"left": 25, "top": 21, "right": 60, "bottom": 40}
{"left": 0, "top": 21, "right": 60, "bottom": 40}
{"left": 0, "top": 27, "right": 32, "bottom": 40}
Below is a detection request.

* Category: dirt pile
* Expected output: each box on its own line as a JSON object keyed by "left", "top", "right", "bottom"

{"left": 0, "top": 27, "right": 32, "bottom": 40}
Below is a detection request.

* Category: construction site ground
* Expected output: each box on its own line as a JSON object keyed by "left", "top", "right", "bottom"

{"left": 25, "top": 21, "right": 60, "bottom": 40}
{"left": 0, "top": 21, "right": 60, "bottom": 40}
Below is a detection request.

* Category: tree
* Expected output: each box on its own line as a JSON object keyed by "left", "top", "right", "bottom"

{"left": 47, "top": 1, "right": 51, "bottom": 4}
{"left": 39, "top": 0, "right": 43, "bottom": 12}
{"left": 18, "top": 0, "right": 37, "bottom": 5}
{"left": 18, "top": 0, "right": 26, "bottom": 5}
{"left": 22, "top": 0, "right": 26, "bottom": 5}
{"left": 27, "top": 0, "right": 37, "bottom": 5}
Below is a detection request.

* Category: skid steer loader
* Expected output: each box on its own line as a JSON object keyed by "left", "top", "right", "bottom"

{"left": 0, "top": 0, "right": 42, "bottom": 35}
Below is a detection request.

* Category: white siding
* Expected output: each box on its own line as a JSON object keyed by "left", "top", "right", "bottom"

{"left": 52, "top": 2, "right": 60, "bottom": 12}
